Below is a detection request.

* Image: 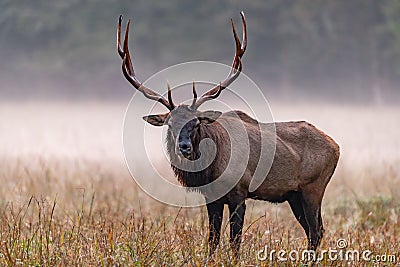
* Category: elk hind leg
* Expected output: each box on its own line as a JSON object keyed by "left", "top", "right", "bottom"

{"left": 287, "top": 191, "right": 309, "bottom": 238}
{"left": 301, "top": 184, "right": 325, "bottom": 250}
{"left": 301, "top": 152, "right": 338, "bottom": 250}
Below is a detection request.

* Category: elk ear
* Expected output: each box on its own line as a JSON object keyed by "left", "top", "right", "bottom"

{"left": 142, "top": 113, "right": 169, "bottom": 126}
{"left": 198, "top": 111, "right": 222, "bottom": 124}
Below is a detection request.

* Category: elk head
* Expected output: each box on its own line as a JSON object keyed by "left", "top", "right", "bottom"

{"left": 117, "top": 13, "right": 247, "bottom": 160}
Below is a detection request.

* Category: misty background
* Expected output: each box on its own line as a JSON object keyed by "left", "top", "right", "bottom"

{"left": 1, "top": 0, "right": 400, "bottom": 103}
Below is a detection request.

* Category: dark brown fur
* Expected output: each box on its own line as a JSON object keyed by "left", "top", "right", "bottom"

{"left": 166, "top": 109, "right": 340, "bottom": 259}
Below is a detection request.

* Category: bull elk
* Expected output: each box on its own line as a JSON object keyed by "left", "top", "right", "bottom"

{"left": 117, "top": 13, "right": 340, "bottom": 260}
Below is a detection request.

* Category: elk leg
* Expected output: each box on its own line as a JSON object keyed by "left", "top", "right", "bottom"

{"left": 287, "top": 191, "right": 309, "bottom": 237}
{"left": 301, "top": 190, "right": 324, "bottom": 250}
{"left": 318, "top": 211, "right": 324, "bottom": 237}
{"left": 301, "top": 161, "right": 336, "bottom": 250}
{"left": 206, "top": 200, "right": 224, "bottom": 256}
{"left": 228, "top": 200, "right": 246, "bottom": 260}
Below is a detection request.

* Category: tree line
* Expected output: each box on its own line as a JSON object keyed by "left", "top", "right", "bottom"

{"left": 1, "top": 0, "right": 399, "bottom": 102}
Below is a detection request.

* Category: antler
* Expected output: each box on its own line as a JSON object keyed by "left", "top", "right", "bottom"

{"left": 118, "top": 15, "right": 175, "bottom": 110}
{"left": 192, "top": 11, "right": 247, "bottom": 110}
{"left": 190, "top": 81, "right": 198, "bottom": 110}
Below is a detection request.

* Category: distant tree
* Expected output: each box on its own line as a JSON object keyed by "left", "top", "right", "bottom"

{"left": 0, "top": 0, "right": 399, "bottom": 100}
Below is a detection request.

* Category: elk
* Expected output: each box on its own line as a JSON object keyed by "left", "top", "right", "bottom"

{"left": 117, "top": 13, "right": 340, "bottom": 260}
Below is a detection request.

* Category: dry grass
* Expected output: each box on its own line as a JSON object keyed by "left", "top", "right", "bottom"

{"left": 0, "top": 157, "right": 399, "bottom": 266}
{"left": 0, "top": 102, "right": 399, "bottom": 266}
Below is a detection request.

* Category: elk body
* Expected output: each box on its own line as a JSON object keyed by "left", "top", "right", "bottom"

{"left": 117, "top": 13, "right": 340, "bottom": 259}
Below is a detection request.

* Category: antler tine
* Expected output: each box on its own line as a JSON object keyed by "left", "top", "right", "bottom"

{"left": 117, "top": 15, "right": 133, "bottom": 76}
{"left": 194, "top": 12, "right": 247, "bottom": 109}
{"left": 231, "top": 18, "right": 241, "bottom": 70}
{"left": 122, "top": 20, "right": 135, "bottom": 76}
{"left": 119, "top": 16, "right": 173, "bottom": 110}
{"left": 231, "top": 11, "right": 247, "bottom": 70}
{"left": 117, "top": 15, "right": 124, "bottom": 58}
{"left": 167, "top": 83, "right": 175, "bottom": 109}
{"left": 240, "top": 11, "right": 247, "bottom": 54}
{"left": 190, "top": 81, "right": 198, "bottom": 110}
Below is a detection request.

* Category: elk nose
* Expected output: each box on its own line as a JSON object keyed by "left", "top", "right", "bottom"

{"left": 179, "top": 142, "right": 192, "bottom": 156}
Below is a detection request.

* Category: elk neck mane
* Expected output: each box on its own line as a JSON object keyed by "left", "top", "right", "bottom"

{"left": 166, "top": 110, "right": 257, "bottom": 189}
{"left": 166, "top": 119, "right": 224, "bottom": 189}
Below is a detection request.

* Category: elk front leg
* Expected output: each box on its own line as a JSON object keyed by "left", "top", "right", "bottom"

{"left": 228, "top": 200, "right": 246, "bottom": 260}
{"left": 206, "top": 200, "right": 224, "bottom": 256}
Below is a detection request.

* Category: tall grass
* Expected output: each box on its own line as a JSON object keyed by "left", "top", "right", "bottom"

{"left": 0, "top": 157, "right": 398, "bottom": 266}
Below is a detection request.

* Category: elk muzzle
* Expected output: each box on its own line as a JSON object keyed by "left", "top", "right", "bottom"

{"left": 178, "top": 140, "right": 192, "bottom": 158}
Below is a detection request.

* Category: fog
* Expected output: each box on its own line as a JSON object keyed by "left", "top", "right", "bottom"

{"left": 1, "top": 101, "right": 399, "bottom": 170}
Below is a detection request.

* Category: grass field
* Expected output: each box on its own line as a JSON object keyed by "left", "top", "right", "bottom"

{"left": 0, "top": 102, "right": 399, "bottom": 266}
